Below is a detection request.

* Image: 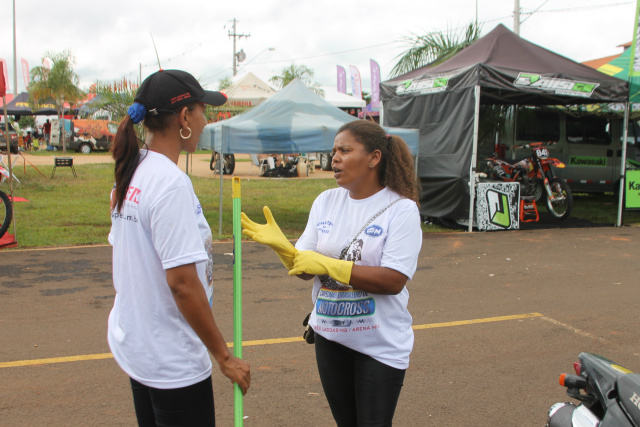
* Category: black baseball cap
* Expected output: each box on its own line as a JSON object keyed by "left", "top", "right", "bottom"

{"left": 135, "top": 69, "right": 227, "bottom": 115}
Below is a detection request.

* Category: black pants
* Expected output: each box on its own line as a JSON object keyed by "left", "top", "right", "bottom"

{"left": 130, "top": 376, "right": 215, "bottom": 427}
{"left": 315, "top": 333, "right": 406, "bottom": 427}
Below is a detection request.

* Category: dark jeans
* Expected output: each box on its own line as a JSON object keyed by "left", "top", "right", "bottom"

{"left": 315, "top": 333, "right": 406, "bottom": 427}
{"left": 129, "top": 376, "right": 215, "bottom": 427}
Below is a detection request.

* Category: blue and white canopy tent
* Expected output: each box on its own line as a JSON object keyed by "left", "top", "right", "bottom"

{"left": 197, "top": 78, "right": 419, "bottom": 234}
{"left": 198, "top": 78, "right": 418, "bottom": 155}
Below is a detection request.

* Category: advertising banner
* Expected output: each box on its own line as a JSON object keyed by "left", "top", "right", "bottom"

{"left": 21, "top": 58, "right": 29, "bottom": 89}
{"left": 630, "top": 0, "right": 640, "bottom": 103}
{"left": 0, "top": 61, "right": 5, "bottom": 97}
{"left": 337, "top": 66, "right": 346, "bottom": 94}
{"left": 0, "top": 59, "right": 8, "bottom": 95}
{"left": 625, "top": 170, "right": 640, "bottom": 209}
{"left": 370, "top": 59, "right": 381, "bottom": 111}
{"left": 475, "top": 182, "right": 520, "bottom": 231}
{"left": 349, "top": 65, "right": 363, "bottom": 99}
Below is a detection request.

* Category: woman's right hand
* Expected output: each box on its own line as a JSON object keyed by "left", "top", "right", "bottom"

{"left": 218, "top": 355, "right": 251, "bottom": 395}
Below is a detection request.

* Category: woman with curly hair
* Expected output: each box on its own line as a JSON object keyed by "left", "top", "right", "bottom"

{"left": 243, "top": 119, "right": 422, "bottom": 427}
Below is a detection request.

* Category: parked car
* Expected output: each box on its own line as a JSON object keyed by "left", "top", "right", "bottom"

{"left": 50, "top": 119, "right": 118, "bottom": 153}
{"left": 0, "top": 122, "right": 19, "bottom": 154}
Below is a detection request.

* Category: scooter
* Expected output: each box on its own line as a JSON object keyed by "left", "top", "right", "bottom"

{"left": 547, "top": 353, "right": 640, "bottom": 427}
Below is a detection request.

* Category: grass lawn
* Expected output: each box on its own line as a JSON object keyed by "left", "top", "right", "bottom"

{"left": 3, "top": 162, "right": 639, "bottom": 249}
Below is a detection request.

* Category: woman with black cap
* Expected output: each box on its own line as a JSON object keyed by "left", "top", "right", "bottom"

{"left": 108, "top": 69, "right": 250, "bottom": 427}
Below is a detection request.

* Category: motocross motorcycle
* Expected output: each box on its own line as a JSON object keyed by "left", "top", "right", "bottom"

{"left": 547, "top": 353, "right": 640, "bottom": 427}
{"left": 0, "top": 163, "right": 15, "bottom": 239}
{"left": 485, "top": 142, "right": 573, "bottom": 220}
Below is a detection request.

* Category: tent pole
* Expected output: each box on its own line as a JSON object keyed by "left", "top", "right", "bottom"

{"left": 219, "top": 151, "right": 224, "bottom": 235}
{"left": 616, "top": 102, "right": 630, "bottom": 227}
{"left": 467, "top": 86, "right": 481, "bottom": 232}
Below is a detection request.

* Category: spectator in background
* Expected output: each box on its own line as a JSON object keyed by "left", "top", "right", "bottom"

{"left": 43, "top": 119, "right": 52, "bottom": 149}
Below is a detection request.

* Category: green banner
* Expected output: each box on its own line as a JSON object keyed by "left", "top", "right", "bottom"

{"left": 630, "top": 0, "right": 640, "bottom": 103}
{"left": 626, "top": 170, "right": 640, "bottom": 209}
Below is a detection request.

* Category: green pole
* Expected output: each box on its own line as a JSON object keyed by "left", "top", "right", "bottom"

{"left": 232, "top": 177, "right": 243, "bottom": 427}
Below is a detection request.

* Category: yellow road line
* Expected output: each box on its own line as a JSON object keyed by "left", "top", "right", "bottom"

{"left": 412, "top": 312, "right": 543, "bottom": 330}
{"left": 0, "top": 313, "right": 543, "bottom": 369}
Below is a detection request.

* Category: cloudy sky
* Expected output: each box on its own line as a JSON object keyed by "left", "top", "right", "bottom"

{"left": 0, "top": 0, "right": 635, "bottom": 96}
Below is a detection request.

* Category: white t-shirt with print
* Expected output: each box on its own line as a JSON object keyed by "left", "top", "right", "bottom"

{"left": 296, "top": 187, "right": 422, "bottom": 369}
{"left": 108, "top": 150, "right": 214, "bottom": 389}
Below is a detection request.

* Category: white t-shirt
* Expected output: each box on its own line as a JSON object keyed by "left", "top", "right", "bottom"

{"left": 296, "top": 187, "right": 422, "bottom": 369}
{"left": 107, "top": 150, "right": 214, "bottom": 389}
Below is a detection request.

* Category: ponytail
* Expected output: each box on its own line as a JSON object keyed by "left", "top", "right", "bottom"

{"left": 382, "top": 134, "right": 420, "bottom": 205}
{"left": 112, "top": 116, "right": 141, "bottom": 213}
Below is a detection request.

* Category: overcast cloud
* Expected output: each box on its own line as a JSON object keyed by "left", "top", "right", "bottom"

{"left": 0, "top": 0, "right": 635, "bottom": 95}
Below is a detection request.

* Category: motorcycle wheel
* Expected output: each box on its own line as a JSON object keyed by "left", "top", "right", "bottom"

{"left": 0, "top": 190, "right": 12, "bottom": 239}
{"left": 546, "top": 178, "right": 573, "bottom": 220}
{"left": 209, "top": 153, "right": 236, "bottom": 174}
{"left": 531, "top": 180, "right": 545, "bottom": 202}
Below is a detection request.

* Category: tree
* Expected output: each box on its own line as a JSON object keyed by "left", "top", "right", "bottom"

{"left": 28, "top": 50, "right": 84, "bottom": 153}
{"left": 269, "top": 63, "right": 325, "bottom": 97}
{"left": 90, "top": 78, "right": 138, "bottom": 123}
{"left": 390, "top": 22, "right": 482, "bottom": 77}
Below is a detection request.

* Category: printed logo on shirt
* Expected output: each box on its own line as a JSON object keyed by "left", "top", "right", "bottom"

{"left": 365, "top": 225, "right": 383, "bottom": 237}
{"left": 125, "top": 186, "right": 141, "bottom": 204}
{"left": 316, "top": 220, "right": 333, "bottom": 234}
{"left": 316, "top": 297, "right": 376, "bottom": 317}
{"left": 195, "top": 204, "right": 202, "bottom": 216}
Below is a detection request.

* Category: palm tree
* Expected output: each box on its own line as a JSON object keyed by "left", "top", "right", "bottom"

{"left": 269, "top": 63, "right": 325, "bottom": 97}
{"left": 28, "top": 50, "right": 84, "bottom": 153}
{"left": 390, "top": 22, "right": 482, "bottom": 77}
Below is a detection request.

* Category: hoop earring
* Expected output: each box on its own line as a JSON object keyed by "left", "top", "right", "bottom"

{"left": 180, "top": 127, "right": 192, "bottom": 140}
{"left": 369, "top": 163, "right": 374, "bottom": 168}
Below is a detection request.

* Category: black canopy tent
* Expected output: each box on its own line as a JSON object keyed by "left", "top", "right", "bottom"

{"left": 380, "top": 24, "right": 629, "bottom": 230}
{"left": 3, "top": 92, "right": 59, "bottom": 116}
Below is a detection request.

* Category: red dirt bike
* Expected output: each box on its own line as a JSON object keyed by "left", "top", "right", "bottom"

{"left": 485, "top": 142, "right": 573, "bottom": 220}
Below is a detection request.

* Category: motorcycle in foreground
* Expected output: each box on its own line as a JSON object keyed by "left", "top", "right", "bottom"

{"left": 547, "top": 353, "right": 640, "bottom": 427}
{"left": 485, "top": 142, "right": 573, "bottom": 220}
{"left": 0, "top": 163, "right": 15, "bottom": 239}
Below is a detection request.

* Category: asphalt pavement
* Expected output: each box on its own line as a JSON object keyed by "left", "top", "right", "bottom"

{"left": 1, "top": 226, "right": 639, "bottom": 427}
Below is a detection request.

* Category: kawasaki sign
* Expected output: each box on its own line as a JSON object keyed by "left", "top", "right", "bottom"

{"left": 514, "top": 73, "right": 599, "bottom": 98}
{"left": 396, "top": 77, "right": 450, "bottom": 95}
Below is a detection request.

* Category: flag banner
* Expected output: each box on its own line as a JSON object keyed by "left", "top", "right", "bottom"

{"left": 337, "top": 66, "right": 346, "bottom": 94}
{"left": 42, "top": 57, "right": 53, "bottom": 70}
{"left": 21, "top": 58, "right": 30, "bottom": 89}
{"left": 370, "top": 59, "right": 381, "bottom": 111}
{"left": 0, "top": 59, "right": 8, "bottom": 96}
{"left": 349, "top": 65, "right": 363, "bottom": 99}
{"left": 630, "top": 0, "right": 640, "bottom": 103}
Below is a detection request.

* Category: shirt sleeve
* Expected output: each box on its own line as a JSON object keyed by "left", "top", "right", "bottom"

{"left": 380, "top": 201, "right": 422, "bottom": 280}
{"left": 149, "top": 180, "right": 208, "bottom": 270}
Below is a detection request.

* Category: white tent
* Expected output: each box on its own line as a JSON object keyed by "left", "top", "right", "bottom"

{"left": 322, "top": 88, "right": 366, "bottom": 109}
{"left": 223, "top": 72, "right": 276, "bottom": 107}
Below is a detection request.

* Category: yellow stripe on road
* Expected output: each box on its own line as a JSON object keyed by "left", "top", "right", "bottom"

{"left": 0, "top": 313, "right": 543, "bottom": 369}
{"left": 412, "top": 312, "right": 543, "bottom": 330}
{"left": 0, "top": 352, "right": 114, "bottom": 368}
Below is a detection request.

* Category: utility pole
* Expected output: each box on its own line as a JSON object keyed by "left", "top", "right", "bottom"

{"left": 228, "top": 18, "right": 250, "bottom": 76}
{"left": 12, "top": 0, "right": 18, "bottom": 95}
{"left": 514, "top": 0, "right": 521, "bottom": 35}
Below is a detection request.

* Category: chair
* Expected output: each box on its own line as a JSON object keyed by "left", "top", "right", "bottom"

{"left": 250, "top": 154, "right": 271, "bottom": 176}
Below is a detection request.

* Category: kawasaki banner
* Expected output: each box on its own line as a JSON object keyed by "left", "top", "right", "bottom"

{"left": 626, "top": 170, "right": 640, "bottom": 209}
{"left": 630, "top": 0, "right": 640, "bottom": 103}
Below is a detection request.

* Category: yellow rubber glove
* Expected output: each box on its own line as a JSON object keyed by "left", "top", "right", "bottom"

{"left": 241, "top": 206, "right": 296, "bottom": 270}
{"left": 288, "top": 251, "right": 353, "bottom": 285}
